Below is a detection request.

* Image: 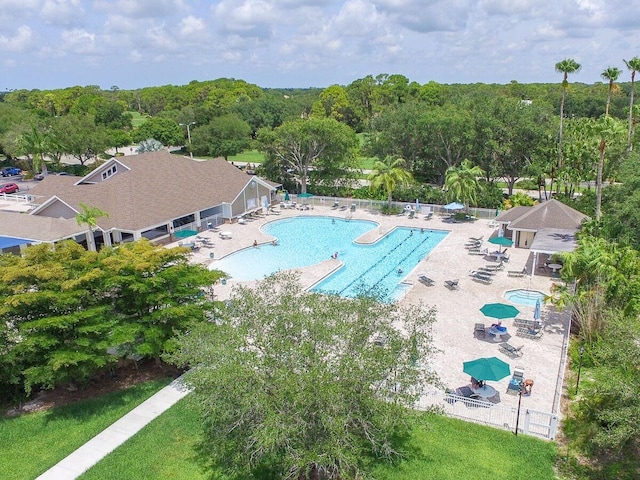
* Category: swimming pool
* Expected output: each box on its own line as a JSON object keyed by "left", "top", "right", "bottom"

{"left": 504, "top": 289, "right": 547, "bottom": 307}
{"left": 211, "top": 216, "right": 448, "bottom": 301}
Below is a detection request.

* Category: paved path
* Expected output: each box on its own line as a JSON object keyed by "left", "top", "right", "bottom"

{"left": 36, "top": 378, "right": 190, "bottom": 480}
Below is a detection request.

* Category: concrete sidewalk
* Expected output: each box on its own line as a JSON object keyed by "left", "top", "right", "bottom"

{"left": 36, "top": 377, "right": 190, "bottom": 480}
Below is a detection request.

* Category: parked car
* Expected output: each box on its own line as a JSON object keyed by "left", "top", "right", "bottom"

{"left": 0, "top": 182, "right": 19, "bottom": 194}
{"left": 1, "top": 166, "right": 21, "bottom": 177}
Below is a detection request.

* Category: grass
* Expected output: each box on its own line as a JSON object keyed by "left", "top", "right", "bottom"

{"left": 80, "top": 402, "right": 557, "bottom": 480}
{"left": 127, "top": 111, "right": 148, "bottom": 128}
{"left": 80, "top": 398, "right": 206, "bottom": 480}
{"left": 1, "top": 378, "right": 174, "bottom": 480}
{"left": 227, "top": 149, "right": 265, "bottom": 164}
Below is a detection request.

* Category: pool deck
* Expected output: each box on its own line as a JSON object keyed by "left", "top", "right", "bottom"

{"left": 174, "top": 205, "right": 569, "bottom": 417}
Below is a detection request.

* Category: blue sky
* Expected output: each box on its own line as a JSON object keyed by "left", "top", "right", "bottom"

{"left": 1, "top": 0, "right": 639, "bottom": 91}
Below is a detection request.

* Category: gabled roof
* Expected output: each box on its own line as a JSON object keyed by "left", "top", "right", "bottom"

{"left": 29, "top": 151, "right": 264, "bottom": 231}
{"left": 505, "top": 199, "right": 589, "bottom": 232}
{"left": 0, "top": 211, "right": 85, "bottom": 242}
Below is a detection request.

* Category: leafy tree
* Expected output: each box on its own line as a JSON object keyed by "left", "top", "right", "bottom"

{"left": 592, "top": 115, "right": 626, "bottom": 220}
{"left": 75, "top": 203, "right": 109, "bottom": 252}
{"left": 623, "top": 57, "right": 640, "bottom": 150}
{"left": 50, "top": 114, "right": 111, "bottom": 165}
{"left": 443, "top": 159, "right": 484, "bottom": 209}
{"left": 0, "top": 240, "right": 221, "bottom": 400}
{"left": 258, "top": 117, "right": 357, "bottom": 193}
{"left": 555, "top": 58, "right": 582, "bottom": 182}
{"left": 108, "top": 129, "right": 132, "bottom": 154}
{"left": 190, "top": 115, "right": 251, "bottom": 160}
{"left": 131, "top": 116, "right": 183, "bottom": 146}
{"left": 168, "top": 272, "right": 439, "bottom": 480}
{"left": 368, "top": 156, "right": 414, "bottom": 208}
{"left": 17, "top": 123, "right": 56, "bottom": 175}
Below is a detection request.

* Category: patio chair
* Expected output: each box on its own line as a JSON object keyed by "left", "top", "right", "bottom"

{"left": 444, "top": 279, "right": 459, "bottom": 290}
{"left": 498, "top": 342, "right": 524, "bottom": 359}
{"left": 471, "top": 273, "right": 493, "bottom": 285}
{"left": 331, "top": 200, "right": 339, "bottom": 209}
{"left": 474, "top": 323, "right": 486, "bottom": 339}
{"left": 513, "top": 318, "right": 543, "bottom": 329}
{"left": 516, "top": 327, "right": 544, "bottom": 340}
{"left": 350, "top": 204, "right": 356, "bottom": 212}
{"left": 418, "top": 274, "right": 435, "bottom": 286}
{"left": 506, "top": 366, "right": 525, "bottom": 395}
{"left": 507, "top": 267, "right": 527, "bottom": 277}
{"left": 487, "top": 219, "right": 499, "bottom": 228}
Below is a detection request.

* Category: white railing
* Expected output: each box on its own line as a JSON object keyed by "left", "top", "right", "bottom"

{"left": 417, "top": 391, "right": 558, "bottom": 440}
{"left": 0, "top": 192, "right": 32, "bottom": 204}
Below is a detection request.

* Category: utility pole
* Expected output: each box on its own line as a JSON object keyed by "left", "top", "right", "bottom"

{"left": 180, "top": 122, "right": 196, "bottom": 159}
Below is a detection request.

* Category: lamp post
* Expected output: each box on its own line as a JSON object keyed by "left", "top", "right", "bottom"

{"left": 575, "top": 344, "right": 585, "bottom": 395}
{"left": 514, "top": 380, "right": 524, "bottom": 436}
{"left": 180, "top": 122, "right": 196, "bottom": 159}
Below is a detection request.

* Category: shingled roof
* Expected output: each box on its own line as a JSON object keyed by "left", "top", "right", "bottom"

{"left": 0, "top": 211, "right": 85, "bottom": 242}
{"left": 506, "top": 199, "right": 589, "bottom": 232}
{"left": 29, "top": 151, "right": 258, "bottom": 231}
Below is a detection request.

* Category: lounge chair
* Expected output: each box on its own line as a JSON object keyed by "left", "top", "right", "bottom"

{"left": 444, "top": 279, "right": 459, "bottom": 290}
{"left": 424, "top": 211, "right": 433, "bottom": 220}
{"left": 506, "top": 366, "right": 525, "bottom": 395}
{"left": 418, "top": 274, "right": 434, "bottom": 286}
{"left": 349, "top": 204, "right": 356, "bottom": 212}
{"left": 508, "top": 267, "right": 527, "bottom": 277}
{"left": 470, "top": 273, "right": 493, "bottom": 284}
{"left": 477, "top": 267, "right": 497, "bottom": 275}
{"left": 331, "top": 200, "right": 339, "bottom": 209}
{"left": 483, "top": 261, "right": 504, "bottom": 271}
{"left": 474, "top": 323, "right": 486, "bottom": 339}
{"left": 487, "top": 219, "right": 499, "bottom": 228}
{"left": 408, "top": 209, "right": 416, "bottom": 219}
{"left": 339, "top": 205, "right": 348, "bottom": 211}
{"left": 469, "top": 235, "right": 483, "bottom": 242}
{"left": 499, "top": 342, "right": 524, "bottom": 359}
{"left": 516, "top": 327, "right": 544, "bottom": 340}
{"left": 514, "top": 318, "right": 542, "bottom": 329}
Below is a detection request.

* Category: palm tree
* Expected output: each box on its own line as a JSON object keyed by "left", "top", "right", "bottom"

{"left": 75, "top": 203, "right": 109, "bottom": 252}
{"left": 555, "top": 58, "right": 582, "bottom": 178}
{"left": 19, "top": 124, "right": 54, "bottom": 176}
{"left": 594, "top": 116, "right": 626, "bottom": 221}
{"left": 443, "top": 159, "right": 484, "bottom": 211}
{"left": 624, "top": 57, "right": 640, "bottom": 150}
{"left": 368, "top": 156, "right": 413, "bottom": 209}
{"left": 601, "top": 66, "right": 622, "bottom": 116}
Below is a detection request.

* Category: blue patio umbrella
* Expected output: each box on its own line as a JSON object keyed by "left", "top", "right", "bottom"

{"left": 443, "top": 201, "right": 464, "bottom": 211}
{"left": 534, "top": 298, "right": 541, "bottom": 321}
{"left": 463, "top": 357, "right": 511, "bottom": 382}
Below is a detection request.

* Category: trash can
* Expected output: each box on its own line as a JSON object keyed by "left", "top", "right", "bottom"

{"left": 209, "top": 252, "right": 215, "bottom": 259}
{"left": 221, "top": 278, "right": 227, "bottom": 285}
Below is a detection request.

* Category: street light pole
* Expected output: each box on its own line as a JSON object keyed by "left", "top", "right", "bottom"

{"left": 514, "top": 380, "right": 524, "bottom": 436}
{"left": 180, "top": 122, "right": 196, "bottom": 160}
{"left": 575, "top": 344, "right": 585, "bottom": 395}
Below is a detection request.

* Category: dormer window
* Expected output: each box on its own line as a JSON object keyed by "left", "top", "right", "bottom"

{"left": 101, "top": 165, "right": 118, "bottom": 181}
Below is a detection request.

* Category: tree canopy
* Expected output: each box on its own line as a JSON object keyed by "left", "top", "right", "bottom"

{"left": 168, "top": 272, "right": 439, "bottom": 480}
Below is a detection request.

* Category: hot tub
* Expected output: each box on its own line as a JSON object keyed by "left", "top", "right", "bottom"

{"left": 504, "top": 289, "right": 546, "bottom": 307}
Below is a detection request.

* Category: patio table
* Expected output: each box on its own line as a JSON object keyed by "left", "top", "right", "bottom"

{"left": 472, "top": 384, "right": 496, "bottom": 398}
{"left": 488, "top": 326, "right": 508, "bottom": 342}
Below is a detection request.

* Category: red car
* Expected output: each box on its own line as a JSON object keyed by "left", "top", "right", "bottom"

{"left": 0, "top": 182, "right": 19, "bottom": 194}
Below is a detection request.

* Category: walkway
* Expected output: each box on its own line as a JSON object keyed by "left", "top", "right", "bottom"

{"left": 36, "top": 378, "right": 190, "bottom": 480}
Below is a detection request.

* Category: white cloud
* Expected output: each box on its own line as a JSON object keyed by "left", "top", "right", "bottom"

{"left": 178, "top": 15, "right": 207, "bottom": 39}
{"left": 212, "top": 0, "right": 274, "bottom": 39}
{"left": 94, "top": 0, "right": 185, "bottom": 18}
{"left": 59, "top": 29, "right": 97, "bottom": 55}
{"left": 41, "top": 0, "right": 84, "bottom": 26}
{"left": 0, "top": 25, "right": 34, "bottom": 52}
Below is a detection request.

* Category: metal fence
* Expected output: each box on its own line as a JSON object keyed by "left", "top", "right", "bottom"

{"left": 287, "top": 195, "right": 499, "bottom": 220}
{"left": 417, "top": 391, "right": 558, "bottom": 440}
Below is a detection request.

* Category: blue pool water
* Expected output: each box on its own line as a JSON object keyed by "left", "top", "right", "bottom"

{"left": 211, "top": 216, "right": 448, "bottom": 301}
{"left": 504, "top": 289, "right": 547, "bottom": 307}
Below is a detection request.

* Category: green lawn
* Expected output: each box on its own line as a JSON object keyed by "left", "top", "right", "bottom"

{"left": 127, "top": 111, "right": 147, "bottom": 128}
{"left": 81, "top": 401, "right": 557, "bottom": 480}
{"left": 1, "top": 378, "right": 174, "bottom": 480}
{"left": 228, "top": 149, "right": 265, "bottom": 164}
